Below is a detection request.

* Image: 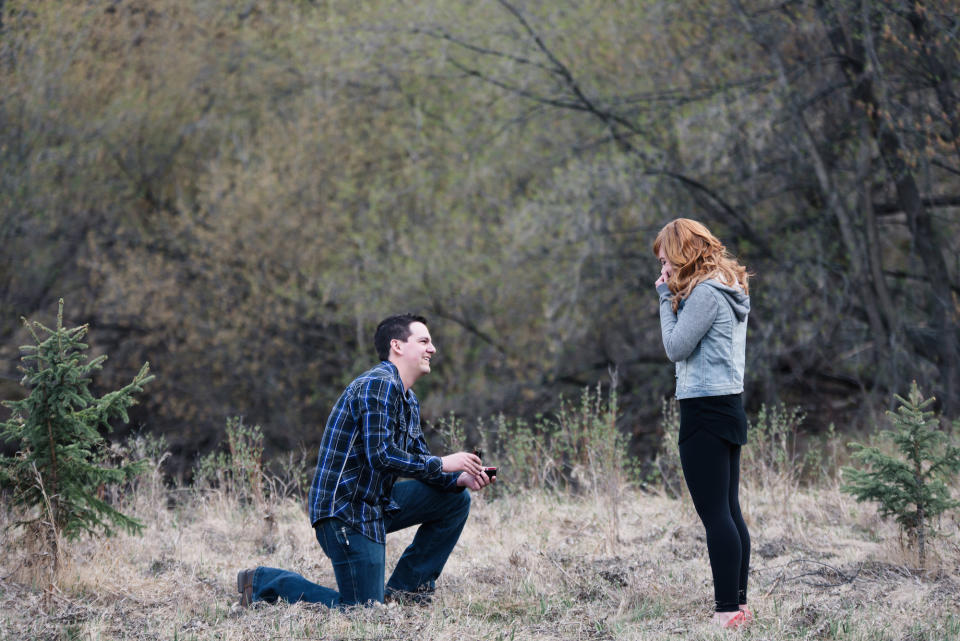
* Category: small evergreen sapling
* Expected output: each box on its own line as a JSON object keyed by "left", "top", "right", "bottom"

{"left": 841, "top": 382, "right": 960, "bottom": 569}
{"left": 0, "top": 300, "right": 154, "bottom": 563}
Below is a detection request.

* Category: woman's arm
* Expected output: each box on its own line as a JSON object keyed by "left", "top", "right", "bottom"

{"left": 657, "top": 284, "right": 719, "bottom": 362}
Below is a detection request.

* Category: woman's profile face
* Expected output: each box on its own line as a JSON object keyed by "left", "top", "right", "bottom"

{"left": 658, "top": 246, "right": 674, "bottom": 282}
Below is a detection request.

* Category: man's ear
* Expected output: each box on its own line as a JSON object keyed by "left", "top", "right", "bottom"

{"left": 390, "top": 338, "right": 403, "bottom": 355}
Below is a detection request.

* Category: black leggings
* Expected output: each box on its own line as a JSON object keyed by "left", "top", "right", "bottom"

{"left": 679, "top": 428, "right": 750, "bottom": 612}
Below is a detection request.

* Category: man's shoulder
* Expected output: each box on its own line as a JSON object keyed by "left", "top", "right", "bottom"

{"left": 346, "top": 362, "right": 402, "bottom": 398}
{"left": 353, "top": 361, "right": 398, "bottom": 383}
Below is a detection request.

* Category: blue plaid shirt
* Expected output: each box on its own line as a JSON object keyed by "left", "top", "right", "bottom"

{"left": 307, "top": 361, "right": 461, "bottom": 543}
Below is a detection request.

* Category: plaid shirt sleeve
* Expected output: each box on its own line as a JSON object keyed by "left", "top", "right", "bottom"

{"left": 407, "top": 423, "right": 463, "bottom": 491}
{"left": 357, "top": 377, "right": 443, "bottom": 479}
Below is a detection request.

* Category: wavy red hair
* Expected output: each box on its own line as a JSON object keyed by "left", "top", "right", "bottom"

{"left": 653, "top": 218, "right": 749, "bottom": 313}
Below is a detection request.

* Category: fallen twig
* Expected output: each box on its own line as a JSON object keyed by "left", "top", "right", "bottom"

{"left": 763, "top": 558, "right": 862, "bottom": 595}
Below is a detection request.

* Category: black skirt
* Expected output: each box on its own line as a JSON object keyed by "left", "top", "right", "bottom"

{"left": 678, "top": 393, "right": 748, "bottom": 445}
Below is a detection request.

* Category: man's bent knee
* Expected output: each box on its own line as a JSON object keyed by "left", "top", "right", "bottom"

{"left": 453, "top": 488, "right": 471, "bottom": 518}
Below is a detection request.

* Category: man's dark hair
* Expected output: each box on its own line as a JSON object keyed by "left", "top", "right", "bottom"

{"left": 374, "top": 314, "right": 428, "bottom": 361}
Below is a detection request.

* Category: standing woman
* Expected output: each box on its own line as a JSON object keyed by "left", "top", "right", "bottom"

{"left": 653, "top": 218, "right": 752, "bottom": 629}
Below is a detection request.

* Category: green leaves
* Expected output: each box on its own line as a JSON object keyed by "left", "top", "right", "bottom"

{"left": 0, "top": 300, "right": 154, "bottom": 554}
{"left": 2, "top": 0, "right": 960, "bottom": 467}
{"left": 841, "top": 382, "right": 960, "bottom": 569}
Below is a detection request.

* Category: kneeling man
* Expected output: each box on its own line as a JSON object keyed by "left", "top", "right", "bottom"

{"left": 237, "top": 314, "right": 492, "bottom": 607}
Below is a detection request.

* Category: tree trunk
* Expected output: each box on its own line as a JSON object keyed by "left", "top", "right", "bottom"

{"left": 906, "top": 3, "right": 960, "bottom": 164}
{"left": 917, "top": 502, "right": 925, "bottom": 571}
{"left": 817, "top": 0, "right": 960, "bottom": 413}
{"left": 734, "top": 0, "right": 892, "bottom": 386}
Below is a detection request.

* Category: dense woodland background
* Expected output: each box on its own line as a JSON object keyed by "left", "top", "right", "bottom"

{"left": 2, "top": 0, "right": 959, "bottom": 476}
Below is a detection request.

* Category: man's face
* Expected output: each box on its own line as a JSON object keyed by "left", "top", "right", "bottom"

{"left": 393, "top": 321, "right": 436, "bottom": 377}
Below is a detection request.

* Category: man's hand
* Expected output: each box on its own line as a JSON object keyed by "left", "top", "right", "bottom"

{"left": 441, "top": 451, "right": 482, "bottom": 476}
{"left": 456, "top": 470, "right": 495, "bottom": 490}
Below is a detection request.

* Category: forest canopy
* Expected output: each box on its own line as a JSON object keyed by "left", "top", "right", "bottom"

{"left": 2, "top": 0, "right": 958, "bottom": 473}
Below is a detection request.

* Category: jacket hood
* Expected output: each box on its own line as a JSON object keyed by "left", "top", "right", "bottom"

{"left": 704, "top": 279, "right": 750, "bottom": 322}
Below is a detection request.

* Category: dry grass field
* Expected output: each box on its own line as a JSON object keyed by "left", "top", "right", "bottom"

{"left": 2, "top": 462, "right": 959, "bottom": 641}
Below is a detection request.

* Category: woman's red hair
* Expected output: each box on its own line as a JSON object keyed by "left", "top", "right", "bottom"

{"left": 653, "top": 218, "right": 749, "bottom": 313}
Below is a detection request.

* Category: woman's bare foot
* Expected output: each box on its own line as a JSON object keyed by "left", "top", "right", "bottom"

{"left": 712, "top": 610, "right": 748, "bottom": 628}
{"left": 738, "top": 605, "right": 753, "bottom": 622}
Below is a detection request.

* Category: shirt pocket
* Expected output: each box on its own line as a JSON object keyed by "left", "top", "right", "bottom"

{"left": 406, "top": 419, "right": 423, "bottom": 440}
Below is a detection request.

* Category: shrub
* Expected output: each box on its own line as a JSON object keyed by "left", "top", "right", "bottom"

{"left": 121, "top": 431, "right": 172, "bottom": 518}
{"left": 0, "top": 300, "right": 153, "bottom": 572}
{"left": 264, "top": 444, "right": 314, "bottom": 505}
{"left": 741, "top": 403, "right": 806, "bottom": 498}
{"left": 449, "top": 380, "right": 631, "bottom": 549}
{"left": 194, "top": 416, "right": 265, "bottom": 505}
{"left": 472, "top": 381, "right": 630, "bottom": 495}
{"left": 651, "top": 397, "right": 683, "bottom": 499}
{"left": 841, "top": 382, "right": 960, "bottom": 569}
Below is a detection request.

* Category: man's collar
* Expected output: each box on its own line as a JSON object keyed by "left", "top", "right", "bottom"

{"left": 379, "top": 361, "right": 414, "bottom": 403}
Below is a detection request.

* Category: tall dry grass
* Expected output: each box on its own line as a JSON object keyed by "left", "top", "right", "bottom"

{"left": 2, "top": 434, "right": 959, "bottom": 640}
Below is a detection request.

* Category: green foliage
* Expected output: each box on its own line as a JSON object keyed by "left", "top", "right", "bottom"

{"left": 473, "top": 382, "right": 633, "bottom": 506}
{"left": 803, "top": 422, "right": 841, "bottom": 483}
{"left": 483, "top": 411, "right": 559, "bottom": 491}
{"left": 651, "top": 399, "right": 819, "bottom": 498}
{"left": 120, "top": 431, "right": 171, "bottom": 513}
{"left": 841, "top": 382, "right": 960, "bottom": 569}
{"left": 650, "top": 397, "right": 682, "bottom": 498}
{"left": 195, "top": 416, "right": 265, "bottom": 504}
{"left": 2, "top": 0, "right": 960, "bottom": 468}
{"left": 742, "top": 403, "right": 806, "bottom": 495}
{"left": 435, "top": 411, "right": 467, "bottom": 455}
{"left": 0, "top": 300, "right": 154, "bottom": 547}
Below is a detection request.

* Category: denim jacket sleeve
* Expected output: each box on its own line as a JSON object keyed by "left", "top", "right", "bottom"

{"left": 657, "top": 283, "right": 719, "bottom": 362}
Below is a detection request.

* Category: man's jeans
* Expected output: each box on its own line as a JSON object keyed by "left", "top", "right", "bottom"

{"left": 249, "top": 480, "right": 471, "bottom": 607}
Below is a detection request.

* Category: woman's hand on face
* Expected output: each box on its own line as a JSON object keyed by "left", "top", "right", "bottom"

{"left": 656, "top": 247, "right": 672, "bottom": 288}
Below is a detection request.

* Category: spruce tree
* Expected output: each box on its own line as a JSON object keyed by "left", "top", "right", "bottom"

{"left": 841, "top": 382, "right": 960, "bottom": 569}
{"left": 0, "top": 300, "right": 154, "bottom": 559}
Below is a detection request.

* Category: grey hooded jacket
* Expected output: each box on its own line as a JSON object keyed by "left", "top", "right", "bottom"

{"left": 656, "top": 279, "right": 750, "bottom": 399}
